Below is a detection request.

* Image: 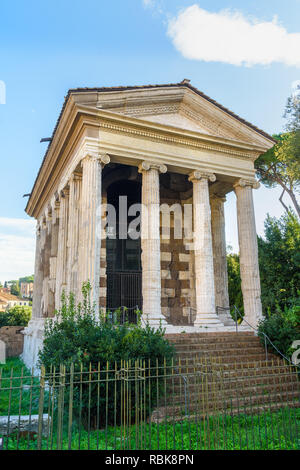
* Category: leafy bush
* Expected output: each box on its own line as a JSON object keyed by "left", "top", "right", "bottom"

{"left": 0, "top": 305, "right": 32, "bottom": 328}
{"left": 38, "top": 283, "right": 175, "bottom": 428}
{"left": 227, "top": 252, "right": 244, "bottom": 319}
{"left": 258, "top": 300, "right": 300, "bottom": 359}
{"left": 258, "top": 212, "right": 300, "bottom": 313}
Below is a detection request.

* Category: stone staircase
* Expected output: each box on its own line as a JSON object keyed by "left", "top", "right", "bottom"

{"left": 156, "top": 332, "right": 300, "bottom": 420}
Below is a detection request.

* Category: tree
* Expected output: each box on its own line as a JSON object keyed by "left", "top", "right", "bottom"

{"left": 0, "top": 305, "right": 32, "bottom": 328}
{"left": 227, "top": 252, "right": 243, "bottom": 314}
{"left": 255, "top": 87, "right": 300, "bottom": 217}
{"left": 19, "top": 275, "right": 34, "bottom": 283}
{"left": 258, "top": 212, "right": 300, "bottom": 313}
{"left": 9, "top": 280, "right": 20, "bottom": 297}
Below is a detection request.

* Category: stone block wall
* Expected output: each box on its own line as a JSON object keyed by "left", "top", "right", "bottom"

{"left": 160, "top": 195, "right": 195, "bottom": 325}
{"left": 0, "top": 326, "right": 24, "bottom": 357}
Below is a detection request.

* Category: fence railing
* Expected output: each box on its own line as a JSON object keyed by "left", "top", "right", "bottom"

{"left": 0, "top": 358, "right": 299, "bottom": 450}
{"left": 104, "top": 306, "right": 140, "bottom": 325}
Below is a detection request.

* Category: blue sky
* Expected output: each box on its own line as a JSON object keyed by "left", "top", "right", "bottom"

{"left": 0, "top": 0, "right": 299, "bottom": 282}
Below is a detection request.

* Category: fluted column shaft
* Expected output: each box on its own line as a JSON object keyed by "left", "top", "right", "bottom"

{"left": 48, "top": 201, "right": 59, "bottom": 317}
{"left": 189, "top": 171, "right": 221, "bottom": 326}
{"left": 32, "top": 223, "right": 43, "bottom": 319}
{"left": 78, "top": 154, "right": 110, "bottom": 313}
{"left": 139, "top": 161, "right": 167, "bottom": 325}
{"left": 67, "top": 172, "right": 82, "bottom": 297}
{"left": 211, "top": 196, "right": 229, "bottom": 309}
{"left": 55, "top": 188, "right": 69, "bottom": 308}
{"left": 234, "top": 179, "right": 262, "bottom": 327}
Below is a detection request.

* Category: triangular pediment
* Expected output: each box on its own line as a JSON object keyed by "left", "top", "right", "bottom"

{"left": 71, "top": 83, "right": 274, "bottom": 149}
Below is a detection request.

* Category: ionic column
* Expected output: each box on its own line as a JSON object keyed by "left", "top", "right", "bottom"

{"left": 31, "top": 221, "right": 44, "bottom": 319}
{"left": 41, "top": 208, "right": 52, "bottom": 317}
{"left": 234, "top": 178, "right": 262, "bottom": 327}
{"left": 188, "top": 171, "right": 222, "bottom": 326}
{"left": 211, "top": 195, "right": 229, "bottom": 309}
{"left": 22, "top": 219, "right": 46, "bottom": 371}
{"left": 138, "top": 161, "right": 167, "bottom": 326}
{"left": 48, "top": 197, "right": 60, "bottom": 317}
{"left": 78, "top": 153, "right": 110, "bottom": 313}
{"left": 67, "top": 172, "right": 82, "bottom": 297}
{"left": 55, "top": 187, "right": 69, "bottom": 309}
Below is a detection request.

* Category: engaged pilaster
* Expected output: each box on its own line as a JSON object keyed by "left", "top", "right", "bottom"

{"left": 67, "top": 172, "right": 82, "bottom": 297}
{"left": 234, "top": 178, "right": 262, "bottom": 327}
{"left": 55, "top": 187, "right": 70, "bottom": 309}
{"left": 78, "top": 153, "right": 110, "bottom": 313}
{"left": 31, "top": 221, "right": 44, "bottom": 319}
{"left": 138, "top": 161, "right": 167, "bottom": 326}
{"left": 188, "top": 171, "right": 222, "bottom": 326}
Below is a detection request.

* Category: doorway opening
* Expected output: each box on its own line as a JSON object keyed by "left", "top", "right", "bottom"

{"left": 106, "top": 179, "right": 142, "bottom": 310}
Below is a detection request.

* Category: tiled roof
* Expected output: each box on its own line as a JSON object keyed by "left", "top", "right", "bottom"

{"left": 25, "top": 80, "right": 275, "bottom": 214}
{"left": 0, "top": 292, "right": 23, "bottom": 302}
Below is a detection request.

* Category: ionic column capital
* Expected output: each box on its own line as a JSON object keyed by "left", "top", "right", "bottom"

{"left": 211, "top": 194, "right": 227, "bottom": 205}
{"left": 233, "top": 178, "right": 260, "bottom": 190}
{"left": 45, "top": 205, "right": 52, "bottom": 223}
{"left": 51, "top": 192, "right": 60, "bottom": 215}
{"left": 36, "top": 221, "right": 42, "bottom": 237}
{"left": 60, "top": 185, "right": 70, "bottom": 199}
{"left": 70, "top": 171, "right": 82, "bottom": 182}
{"left": 188, "top": 170, "right": 216, "bottom": 183}
{"left": 41, "top": 215, "right": 47, "bottom": 229}
{"left": 138, "top": 161, "right": 167, "bottom": 174}
{"left": 81, "top": 152, "right": 110, "bottom": 167}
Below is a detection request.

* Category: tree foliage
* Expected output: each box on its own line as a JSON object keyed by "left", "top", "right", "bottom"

{"left": 19, "top": 275, "right": 34, "bottom": 283}
{"left": 38, "top": 284, "right": 175, "bottom": 428}
{"left": 255, "top": 88, "right": 300, "bottom": 217}
{"left": 227, "top": 253, "right": 243, "bottom": 315}
{"left": 258, "top": 212, "right": 300, "bottom": 313}
{"left": 0, "top": 305, "right": 32, "bottom": 328}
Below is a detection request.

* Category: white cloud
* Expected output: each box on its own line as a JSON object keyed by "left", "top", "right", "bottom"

{"left": 0, "top": 218, "right": 35, "bottom": 284}
{"left": 167, "top": 5, "right": 300, "bottom": 67}
{"left": 143, "top": 0, "right": 154, "bottom": 7}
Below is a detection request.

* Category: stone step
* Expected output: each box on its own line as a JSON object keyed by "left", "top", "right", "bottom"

{"left": 166, "top": 332, "right": 256, "bottom": 342}
{"left": 174, "top": 353, "right": 279, "bottom": 365}
{"left": 174, "top": 341, "right": 261, "bottom": 351}
{"left": 169, "top": 338, "right": 260, "bottom": 346}
{"left": 171, "top": 360, "right": 293, "bottom": 373}
{"left": 166, "top": 382, "right": 299, "bottom": 403}
{"left": 175, "top": 347, "right": 265, "bottom": 356}
{"left": 155, "top": 390, "right": 300, "bottom": 416}
{"left": 169, "top": 373, "right": 298, "bottom": 391}
{"left": 151, "top": 400, "right": 300, "bottom": 424}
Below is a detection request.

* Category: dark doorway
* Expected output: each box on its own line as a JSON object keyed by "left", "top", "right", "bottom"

{"left": 106, "top": 180, "right": 142, "bottom": 309}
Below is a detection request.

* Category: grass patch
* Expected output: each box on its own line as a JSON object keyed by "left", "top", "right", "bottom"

{"left": 3, "top": 408, "right": 300, "bottom": 450}
{"left": 0, "top": 358, "right": 41, "bottom": 416}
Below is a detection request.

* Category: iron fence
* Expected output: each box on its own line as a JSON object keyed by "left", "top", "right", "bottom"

{"left": 0, "top": 357, "right": 299, "bottom": 450}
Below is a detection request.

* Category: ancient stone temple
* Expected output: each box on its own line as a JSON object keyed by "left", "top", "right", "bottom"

{"left": 22, "top": 80, "right": 274, "bottom": 369}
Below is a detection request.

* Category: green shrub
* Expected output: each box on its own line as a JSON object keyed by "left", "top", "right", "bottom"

{"left": 0, "top": 305, "right": 31, "bottom": 328}
{"left": 38, "top": 283, "right": 175, "bottom": 428}
{"left": 258, "top": 300, "right": 300, "bottom": 359}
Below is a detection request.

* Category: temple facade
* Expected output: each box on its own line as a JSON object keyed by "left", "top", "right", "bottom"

{"left": 22, "top": 81, "right": 274, "bottom": 370}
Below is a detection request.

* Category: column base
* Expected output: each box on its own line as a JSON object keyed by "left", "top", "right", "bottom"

{"left": 21, "top": 318, "right": 45, "bottom": 374}
{"left": 141, "top": 314, "right": 168, "bottom": 328}
{"left": 194, "top": 313, "right": 224, "bottom": 326}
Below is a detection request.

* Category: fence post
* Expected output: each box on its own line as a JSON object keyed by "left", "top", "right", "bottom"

{"left": 37, "top": 365, "right": 46, "bottom": 450}
{"left": 68, "top": 363, "right": 74, "bottom": 450}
